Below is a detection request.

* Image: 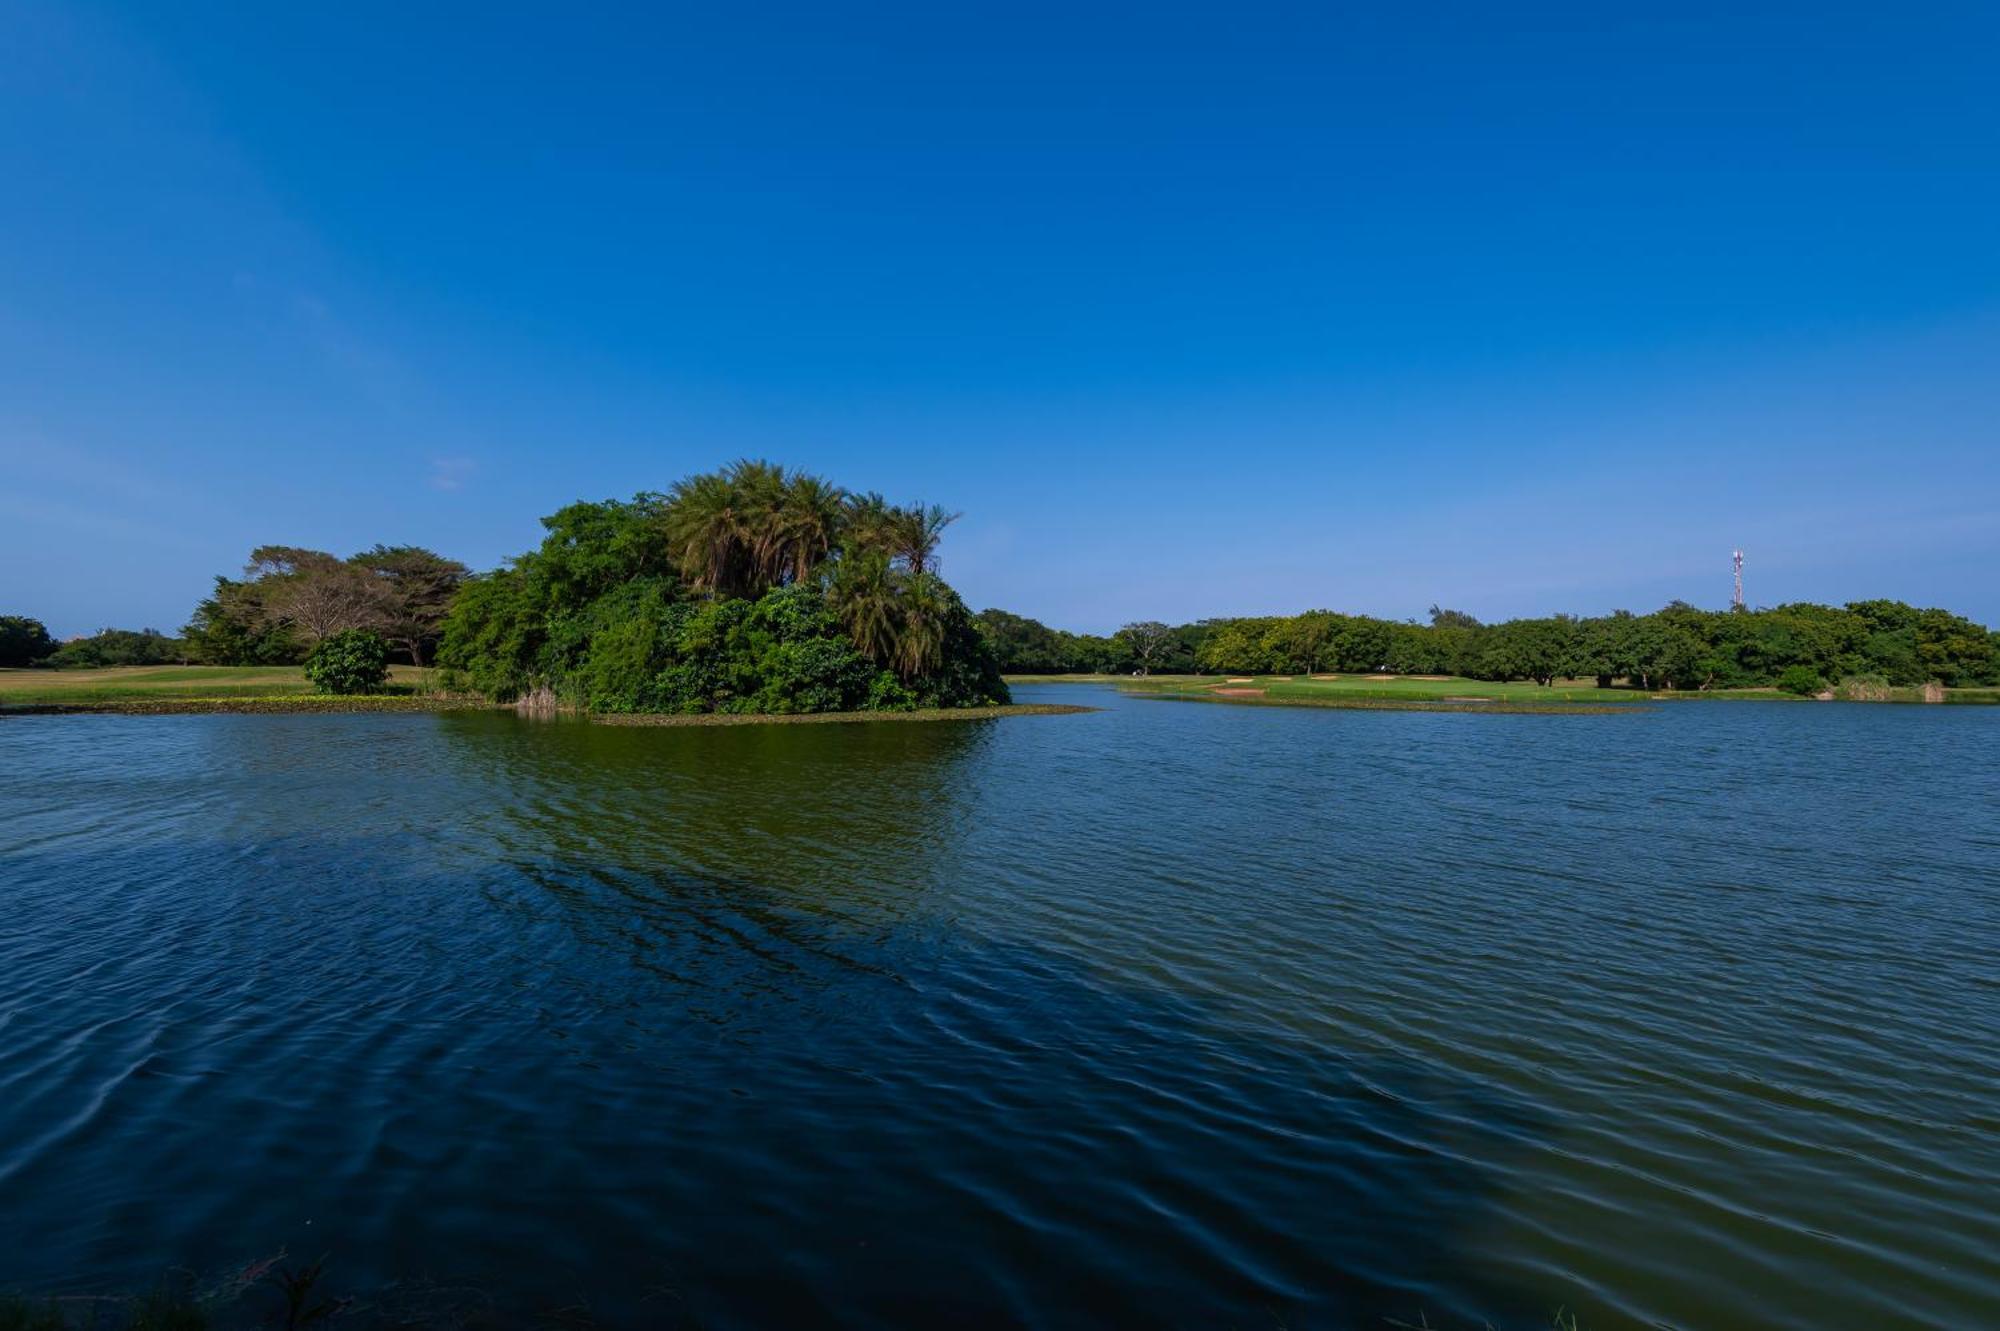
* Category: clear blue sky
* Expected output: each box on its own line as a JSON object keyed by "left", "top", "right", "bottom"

{"left": 5, "top": 1, "right": 1998, "bottom": 638}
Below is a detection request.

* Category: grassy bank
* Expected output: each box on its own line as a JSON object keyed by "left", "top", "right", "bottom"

{"left": 0, "top": 666, "right": 1095, "bottom": 723}
{"left": 1082, "top": 672, "right": 2000, "bottom": 712}
{"left": 0, "top": 664, "right": 438, "bottom": 704}
{"left": 2, "top": 695, "right": 488, "bottom": 716}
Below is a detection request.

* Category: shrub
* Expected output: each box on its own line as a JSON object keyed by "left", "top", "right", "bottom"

{"left": 1775, "top": 664, "right": 1824, "bottom": 697}
{"left": 304, "top": 629, "right": 391, "bottom": 695}
{"left": 1837, "top": 673, "right": 1891, "bottom": 701}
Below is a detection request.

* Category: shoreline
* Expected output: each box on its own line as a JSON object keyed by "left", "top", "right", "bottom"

{"left": 1125, "top": 691, "right": 1644, "bottom": 716}
{"left": 0, "top": 695, "right": 1097, "bottom": 724}
{"left": 591, "top": 702, "right": 1095, "bottom": 726}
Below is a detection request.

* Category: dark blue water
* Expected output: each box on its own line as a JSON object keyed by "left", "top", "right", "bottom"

{"left": 2, "top": 688, "right": 1996, "bottom": 1328}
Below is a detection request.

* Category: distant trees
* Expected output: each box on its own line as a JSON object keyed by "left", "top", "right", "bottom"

{"left": 437, "top": 461, "right": 1006, "bottom": 714}
{"left": 183, "top": 544, "right": 467, "bottom": 666}
{"left": 971, "top": 610, "right": 1214, "bottom": 675}
{"left": 0, "top": 616, "right": 54, "bottom": 667}
{"left": 980, "top": 599, "right": 2000, "bottom": 692}
{"left": 41, "top": 628, "right": 185, "bottom": 668}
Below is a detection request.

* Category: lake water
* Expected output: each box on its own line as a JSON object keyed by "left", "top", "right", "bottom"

{"left": 2, "top": 687, "right": 1996, "bottom": 1328}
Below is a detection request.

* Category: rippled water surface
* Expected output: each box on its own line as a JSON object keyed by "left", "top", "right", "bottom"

{"left": 3, "top": 687, "right": 1997, "bottom": 1328}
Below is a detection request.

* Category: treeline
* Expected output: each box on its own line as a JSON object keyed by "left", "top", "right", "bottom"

{"left": 2, "top": 548, "right": 475, "bottom": 670}
{"left": 0, "top": 617, "right": 190, "bottom": 669}
{"left": 974, "top": 610, "right": 1208, "bottom": 675}
{"left": 983, "top": 601, "right": 2000, "bottom": 690}
{"left": 437, "top": 461, "right": 1005, "bottom": 713}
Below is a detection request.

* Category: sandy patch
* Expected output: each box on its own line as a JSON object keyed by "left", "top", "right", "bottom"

{"left": 1211, "top": 687, "right": 1267, "bottom": 697}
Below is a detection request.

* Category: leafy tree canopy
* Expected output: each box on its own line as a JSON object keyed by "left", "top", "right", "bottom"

{"left": 982, "top": 599, "right": 1999, "bottom": 691}
{"left": 183, "top": 544, "right": 467, "bottom": 666}
{"left": 0, "top": 616, "right": 56, "bottom": 668}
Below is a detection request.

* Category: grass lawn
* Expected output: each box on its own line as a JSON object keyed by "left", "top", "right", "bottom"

{"left": 1130, "top": 674, "right": 1673, "bottom": 704}
{"left": 0, "top": 664, "right": 438, "bottom": 704}
{"left": 1113, "top": 673, "right": 1649, "bottom": 713}
{"left": 0, "top": 666, "right": 1099, "bottom": 723}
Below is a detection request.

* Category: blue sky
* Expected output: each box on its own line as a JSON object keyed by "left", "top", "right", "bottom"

{"left": 4, "top": 1, "right": 1997, "bottom": 638}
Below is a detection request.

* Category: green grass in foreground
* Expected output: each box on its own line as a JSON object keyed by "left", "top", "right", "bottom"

{"left": 0, "top": 664, "right": 437, "bottom": 704}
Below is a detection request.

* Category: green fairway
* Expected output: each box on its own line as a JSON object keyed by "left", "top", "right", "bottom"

{"left": 1111, "top": 673, "right": 2000, "bottom": 709}
{"left": 1133, "top": 673, "right": 1668, "bottom": 703}
{"left": 0, "top": 664, "right": 438, "bottom": 704}
{"left": 1114, "top": 673, "right": 1652, "bottom": 712}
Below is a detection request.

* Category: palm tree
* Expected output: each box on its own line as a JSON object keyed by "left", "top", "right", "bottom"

{"left": 663, "top": 470, "right": 751, "bottom": 596}
{"left": 842, "top": 491, "right": 897, "bottom": 562}
{"left": 831, "top": 551, "right": 901, "bottom": 665}
{"left": 893, "top": 572, "right": 952, "bottom": 680}
{"left": 725, "top": 458, "right": 791, "bottom": 592}
{"left": 891, "top": 504, "right": 960, "bottom": 576}
{"left": 779, "top": 472, "right": 847, "bottom": 584}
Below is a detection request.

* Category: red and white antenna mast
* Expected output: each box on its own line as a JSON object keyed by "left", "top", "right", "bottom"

{"left": 1732, "top": 549, "right": 1745, "bottom": 610}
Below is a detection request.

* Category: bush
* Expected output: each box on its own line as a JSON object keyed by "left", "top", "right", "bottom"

{"left": 1837, "top": 673, "right": 1891, "bottom": 701}
{"left": 304, "top": 629, "right": 391, "bottom": 695}
{"left": 1775, "top": 664, "right": 1824, "bottom": 697}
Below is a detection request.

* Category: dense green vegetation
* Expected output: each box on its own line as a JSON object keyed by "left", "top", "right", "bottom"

{"left": 10, "top": 467, "right": 1995, "bottom": 706}
{"left": 988, "top": 600, "right": 2000, "bottom": 691}
{"left": 0, "top": 617, "right": 56, "bottom": 668}
{"left": 438, "top": 461, "right": 1007, "bottom": 715}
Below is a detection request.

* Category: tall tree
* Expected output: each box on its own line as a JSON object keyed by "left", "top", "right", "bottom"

{"left": 779, "top": 473, "right": 848, "bottom": 584}
{"left": 891, "top": 504, "right": 960, "bottom": 576}
{"left": 830, "top": 551, "right": 901, "bottom": 665}
{"left": 894, "top": 573, "right": 952, "bottom": 680}
{"left": 1117, "top": 621, "right": 1174, "bottom": 675}
{"left": 664, "top": 469, "right": 756, "bottom": 596}
{"left": 0, "top": 616, "right": 55, "bottom": 667}
{"left": 246, "top": 546, "right": 390, "bottom": 643}
{"left": 351, "top": 545, "right": 469, "bottom": 666}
